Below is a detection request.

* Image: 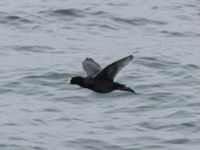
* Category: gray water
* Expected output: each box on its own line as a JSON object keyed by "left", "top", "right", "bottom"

{"left": 0, "top": 0, "right": 200, "bottom": 149}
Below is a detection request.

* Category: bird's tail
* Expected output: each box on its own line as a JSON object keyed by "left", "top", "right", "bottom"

{"left": 114, "top": 83, "right": 136, "bottom": 94}
{"left": 119, "top": 86, "right": 136, "bottom": 93}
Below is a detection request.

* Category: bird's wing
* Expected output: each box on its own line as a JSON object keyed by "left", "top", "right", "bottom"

{"left": 82, "top": 58, "right": 102, "bottom": 77}
{"left": 94, "top": 55, "right": 133, "bottom": 81}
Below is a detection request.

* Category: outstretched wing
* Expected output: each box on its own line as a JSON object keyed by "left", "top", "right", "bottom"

{"left": 82, "top": 58, "right": 101, "bottom": 77}
{"left": 95, "top": 55, "right": 133, "bottom": 81}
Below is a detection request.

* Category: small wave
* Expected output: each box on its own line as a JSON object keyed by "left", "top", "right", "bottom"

{"left": 9, "top": 45, "right": 59, "bottom": 54}
{"left": 0, "top": 15, "right": 32, "bottom": 25}
{"left": 2, "top": 122, "right": 19, "bottom": 127}
{"left": 21, "top": 72, "right": 69, "bottom": 94}
{"left": 53, "top": 117, "right": 71, "bottom": 122}
{"left": 91, "top": 10, "right": 109, "bottom": 16}
{"left": 138, "top": 121, "right": 163, "bottom": 130}
{"left": 181, "top": 122, "right": 195, "bottom": 127}
{"left": 160, "top": 30, "right": 200, "bottom": 37}
{"left": 6, "top": 15, "right": 32, "bottom": 23}
{"left": 163, "top": 138, "right": 190, "bottom": 144}
{"left": 28, "top": 146, "right": 46, "bottom": 150}
{"left": 2, "top": 45, "right": 61, "bottom": 54}
{"left": 166, "top": 110, "right": 192, "bottom": 119}
{"left": 9, "top": 137, "right": 28, "bottom": 142}
{"left": 107, "top": 2, "right": 129, "bottom": 7}
{"left": 41, "top": 108, "right": 62, "bottom": 113}
{"left": 2, "top": 81, "right": 22, "bottom": 94}
{"left": 42, "top": 8, "right": 86, "bottom": 18}
{"left": 64, "top": 138, "right": 123, "bottom": 150}
{"left": 50, "top": 95, "right": 91, "bottom": 104}
{"left": 0, "top": 88, "right": 14, "bottom": 94}
{"left": 112, "top": 17, "right": 167, "bottom": 26}
{"left": 160, "top": 30, "right": 186, "bottom": 37}
{"left": 24, "top": 72, "right": 68, "bottom": 80}
{"left": 0, "top": 144, "right": 22, "bottom": 149}
{"left": 85, "top": 22, "right": 118, "bottom": 30}
{"left": 137, "top": 56, "right": 177, "bottom": 69}
{"left": 31, "top": 118, "right": 49, "bottom": 126}
{"left": 182, "top": 63, "right": 200, "bottom": 70}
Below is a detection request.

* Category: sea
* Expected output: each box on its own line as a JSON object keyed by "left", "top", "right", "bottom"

{"left": 0, "top": 0, "right": 200, "bottom": 149}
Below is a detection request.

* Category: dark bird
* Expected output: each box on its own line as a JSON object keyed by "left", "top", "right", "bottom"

{"left": 70, "top": 55, "right": 135, "bottom": 93}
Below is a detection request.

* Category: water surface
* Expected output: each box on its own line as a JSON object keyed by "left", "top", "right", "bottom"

{"left": 0, "top": 0, "right": 200, "bottom": 149}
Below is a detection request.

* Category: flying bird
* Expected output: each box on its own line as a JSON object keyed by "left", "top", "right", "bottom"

{"left": 70, "top": 55, "right": 135, "bottom": 93}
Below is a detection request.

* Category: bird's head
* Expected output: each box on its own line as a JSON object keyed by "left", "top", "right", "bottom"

{"left": 70, "top": 76, "right": 84, "bottom": 86}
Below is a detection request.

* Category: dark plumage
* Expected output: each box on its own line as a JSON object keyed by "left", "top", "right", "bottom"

{"left": 70, "top": 55, "right": 135, "bottom": 93}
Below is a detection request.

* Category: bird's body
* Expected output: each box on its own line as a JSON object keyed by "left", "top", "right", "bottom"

{"left": 70, "top": 55, "right": 135, "bottom": 94}
{"left": 82, "top": 78, "right": 117, "bottom": 93}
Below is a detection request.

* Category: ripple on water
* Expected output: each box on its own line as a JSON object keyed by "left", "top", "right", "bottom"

{"left": 1, "top": 81, "right": 22, "bottom": 94}
{"left": 18, "top": 72, "right": 70, "bottom": 96}
{"left": 53, "top": 9, "right": 86, "bottom": 17}
{"left": 40, "top": 8, "right": 87, "bottom": 18}
{"left": 64, "top": 138, "right": 124, "bottom": 150}
{"left": 5, "top": 15, "right": 32, "bottom": 23}
{"left": 137, "top": 56, "right": 179, "bottom": 70}
{"left": 24, "top": 72, "right": 68, "bottom": 80}
{"left": 112, "top": 17, "right": 167, "bottom": 26}
{"left": 91, "top": 10, "right": 110, "bottom": 17}
{"left": 0, "top": 14, "right": 33, "bottom": 24}
{"left": 160, "top": 30, "right": 200, "bottom": 37}
{"left": 6, "top": 45, "right": 64, "bottom": 54}
{"left": 23, "top": 72, "right": 68, "bottom": 87}
{"left": 0, "top": 88, "right": 14, "bottom": 94}
{"left": 166, "top": 110, "right": 194, "bottom": 119}
{"left": 0, "top": 144, "right": 24, "bottom": 150}
{"left": 163, "top": 138, "right": 190, "bottom": 145}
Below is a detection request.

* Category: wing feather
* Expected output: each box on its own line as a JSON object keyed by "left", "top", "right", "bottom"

{"left": 82, "top": 58, "right": 101, "bottom": 77}
{"left": 95, "top": 55, "right": 133, "bottom": 80}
